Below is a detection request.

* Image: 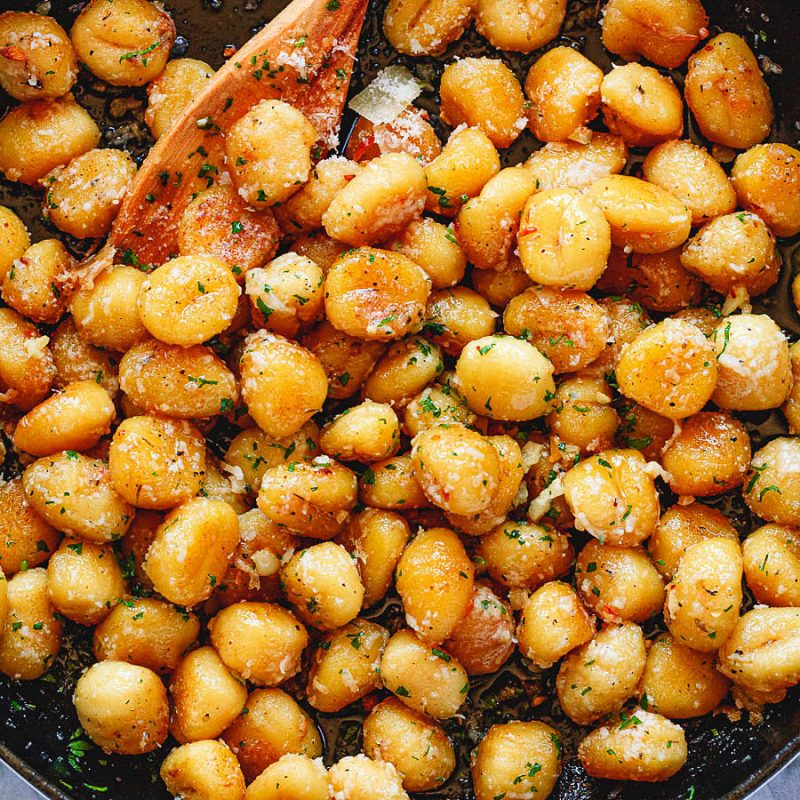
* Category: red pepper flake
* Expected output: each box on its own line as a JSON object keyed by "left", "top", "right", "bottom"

{"left": 361, "top": 694, "right": 380, "bottom": 712}
{"left": 531, "top": 695, "right": 547, "bottom": 707}
{"left": 0, "top": 45, "right": 26, "bottom": 61}
{"left": 351, "top": 133, "right": 375, "bottom": 162}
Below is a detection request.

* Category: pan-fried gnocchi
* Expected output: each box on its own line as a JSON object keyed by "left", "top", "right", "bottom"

{"left": 3, "top": 0, "right": 800, "bottom": 794}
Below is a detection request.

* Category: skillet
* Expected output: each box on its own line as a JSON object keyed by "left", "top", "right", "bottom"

{"left": 1, "top": 0, "right": 800, "bottom": 798}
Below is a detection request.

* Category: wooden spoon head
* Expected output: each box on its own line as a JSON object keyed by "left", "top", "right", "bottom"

{"left": 99, "top": 0, "right": 368, "bottom": 276}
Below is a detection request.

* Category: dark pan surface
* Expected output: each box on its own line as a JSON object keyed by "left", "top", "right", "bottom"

{"left": 1, "top": 1, "right": 800, "bottom": 799}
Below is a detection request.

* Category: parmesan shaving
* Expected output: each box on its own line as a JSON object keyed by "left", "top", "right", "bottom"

{"left": 721, "top": 285, "right": 752, "bottom": 316}
{"left": 220, "top": 462, "right": 248, "bottom": 494}
{"left": 348, "top": 65, "right": 423, "bottom": 125}
{"left": 251, "top": 548, "right": 281, "bottom": 577}
{"left": 527, "top": 474, "right": 565, "bottom": 522}
{"left": 644, "top": 460, "right": 672, "bottom": 483}
{"left": 521, "top": 441, "right": 545, "bottom": 471}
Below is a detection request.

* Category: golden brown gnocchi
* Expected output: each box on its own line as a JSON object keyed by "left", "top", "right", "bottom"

{"left": 717, "top": 607, "right": 800, "bottom": 695}
{"left": 586, "top": 175, "right": 692, "bottom": 255}
{"left": 240, "top": 330, "right": 328, "bottom": 438}
{"left": 732, "top": 143, "right": 800, "bottom": 237}
{"left": 395, "top": 526, "right": 474, "bottom": 643}
{"left": 681, "top": 212, "right": 780, "bottom": 298}
{"left": 0, "top": 567, "right": 62, "bottom": 680}
{"left": 221, "top": 688, "right": 322, "bottom": 783}
{"left": 14, "top": 380, "right": 115, "bottom": 456}
{"left": 208, "top": 602, "right": 308, "bottom": 687}
{"left": 601, "top": 0, "right": 708, "bottom": 68}
{"left": 108, "top": 415, "right": 205, "bottom": 509}
{"left": 71, "top": 0, "right": 175, "bottom": 86}
{"left": 0, "top": 94, "right": 100, "bottom": 184}
{"left": 363, "top": 697, "right": 455, "bottom": 792}
{"left": 323, "top": 152, "right": 426, "bottom": 246}
{"left": 475, "top": 0, "right": 566, "bottom": 53}
{"left": 639, "top": 632, "right": 730, "bottom": 719}
{"left": 24, "top": 452, "right": 134, "bottom": 542}
{"left": 517, "top": 187, "right": 611, "bottom": 290}
{"left": 178, "top": 184, "right": 280, "bottom": 278}
{"left": 444, "top": 582, "right": 514, "bottom": 675}
{"left": 145, "top": 58, "right": 214, "bottom": 139}
{"left": 3, "top": 238, "right": 72, "bottom": 325}
{"left": 325, "top": 247, "right": 431, "bottom": 341}
{"left": 525, "top": 46, "right": 603, "bottom": 142}
{"left": 380, "top": 629, "right": 468, "bottom": 719}
{"left": 557, "top": 621, "right": 646, "bottom": 725}
{"left": 712, "top": 314, "right": 791, "bottom": 411}
{"left": 160, "top": 740, "right": 245, "bottom": 800}
{"left": 226, "top": 99, "right": 317, "bottom": 208}
{"left": 472, "top": 720, "right": 562, "bottom": 800}
{"left": 578, "top": 708, "right": 688, "bottom": 782}
{"left": 281, "top": 541, "right": 365, "bottom": 630}
{"left": 0, "top": 12, "right": 77, "bottom": 101}
{"left": 43, "top": 148, "right": 136, "bottom": 239}
{"left": 575, "top": 539, "right": 665, "bottom": 624}
{"left": 440, "top": 58, "right": 526, "bottom": 148}
{"left": 306, "top": 618, "right": 387, "bottom": 712}
{"left": 517, "top": 581, "right": 594, "bottom": 669}
{"left": 73, "top": 660, "right": 169, "bottom": 755}
{"left": 664, "top": 537, "right": 743, "bottom": 651}
{"left": 642, "top": 139, "right": 737, "bottom": 226}
{"left": 93, "top": 598, "right": 200, "bottom": 674}
{"left": 46, "top": 539, "right": 124, "bottom": 626}
{"left": 685, "top": 33, "right": 773, "bottom": 150}
{"left": 143, "top": 497, "right": 239, "bottom": 607}
{"left": 382, "top": 0, "right": 474, "bottom": 56}
{"left": 601, "top": 64, "right": 684, "bottom": 147}
{"left": 743, "top": 525, "right": 800, "bottom": 607}
{"left": 563, "top": 449, "right": 660, "bottom": 546}
{"left": 616, "top": 318, "right": 717, "bottom": 420}
{"left": 661, "top": 411, "right": 751, "bottom": 496}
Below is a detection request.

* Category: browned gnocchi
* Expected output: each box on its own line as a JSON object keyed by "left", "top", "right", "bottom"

{"left": 439, "top": 57, "right": 526, "bottom": 149}
{"left": 71, "top": 0, "right": 175, "bottom": 86}
{"left": 601, "top": 64, "right": 684, "bottom": 147}
{"left": 601, "top": 0, "right": 708, "bottom": 68}
{"left": 2, "top": 1, "right": 800, "bottom": 795}
{"left": 73, "top": 660, "right": 169, "bottom": 755}
{"left": 616, "top": 318, "right": 717, "bottom": 420}
{"left": 472, "top": 720, "right": 562, "bottom": 800}
{"left": 221, "top": 688, "right": 322, "bottom": 782}
{"left": 325, "top": 247, "right": 431, "bottom": 340}
{"left": 732, "top": 143, "right": 800, "bottom": 237}
{"left": 395, "top": 526, "right": 474, "bottom": 643}
{"left": 0, "top": 94, "right": 100, "bottom": 184}
{"left": 556, "top": 622, "right": 646, "bottom": 725}
{"left": 525, "top": 46, "right": 603, "bottom": 142}
{"left": 664, "top": 537, "right": 743, "bottom": 651}
{"left": 578, "top": 708, "right": 688, "bottom": 782}
{"left": 363, "top": 697, "right": 455, "bottom": 791}
{"left": 0, "top": 12, "right": 77, "bottom": 101}
{"left": 685, "top": 32, "right": 773, "bottom": 149}
{"left": 42, "top": 148, "right": 136, "bottom": 239}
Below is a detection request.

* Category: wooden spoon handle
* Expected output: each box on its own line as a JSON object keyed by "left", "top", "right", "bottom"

{"left": 102, "top": 0, "right": 368, "bottom": 274}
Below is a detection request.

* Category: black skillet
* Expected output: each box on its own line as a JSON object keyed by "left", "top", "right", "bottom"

{"left": 1, "top": 1, "right": 800, "bottom": 799}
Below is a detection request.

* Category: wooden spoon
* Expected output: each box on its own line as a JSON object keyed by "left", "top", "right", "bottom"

{"left": 77, "top": 0, "right": 369, "bottom": 286}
